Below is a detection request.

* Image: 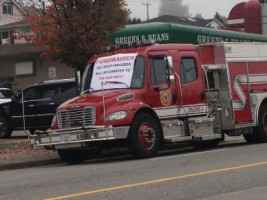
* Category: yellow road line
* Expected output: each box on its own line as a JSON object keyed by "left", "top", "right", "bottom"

{"left": 43, "top": 161, "right": 267, "bottom": 200}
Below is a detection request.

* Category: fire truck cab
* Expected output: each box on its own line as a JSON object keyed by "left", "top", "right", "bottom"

{"left": 30, "top": 42, "right": 267, "bottom": 164}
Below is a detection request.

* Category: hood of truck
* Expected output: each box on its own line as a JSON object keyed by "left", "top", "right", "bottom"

{"left": 0, "top": 99, "right": 11, "bottom": 104}
{"left": 57, "top": 89, "right": 133, "bottom": 111}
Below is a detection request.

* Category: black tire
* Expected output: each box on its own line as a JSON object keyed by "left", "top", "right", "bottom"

{"left": 243, "top": 134, "right": 257, "bottom": 144}
{"left": 190, "top": 139, "right": 221, "bottom": 149}
{"left": 57, "top": 149, "right": 89, "bottom": 164}
{"left": 253, "top": 105, "right": 267, "bottom": 143}
{"left": 128, "top": 112, "right": 161, "bottom": 158}
{"left": 0, "top": 116, "right": 12, "bottom": 139}
{"left": 29, "top": 129, "right": 36, "bottom": 135}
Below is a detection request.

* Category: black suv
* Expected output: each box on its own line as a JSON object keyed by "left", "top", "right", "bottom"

{"left": 0, "top": 79, "right": 77, "bottom": 138}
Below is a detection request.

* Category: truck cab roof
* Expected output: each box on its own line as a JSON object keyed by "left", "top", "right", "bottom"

{"left": 89, "top": 43, "right": 197, "bottom": 63}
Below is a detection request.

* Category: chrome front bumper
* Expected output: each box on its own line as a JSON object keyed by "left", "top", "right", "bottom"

{"left": 29, "top": 125, "right": 130, "bottom": 149}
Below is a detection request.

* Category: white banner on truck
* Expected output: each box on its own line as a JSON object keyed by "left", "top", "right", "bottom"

{"left": 91, "top": 53, "right": 138, "bottom": 91}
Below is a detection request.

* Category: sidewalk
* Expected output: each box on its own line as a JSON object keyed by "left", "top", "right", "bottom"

{"left": 0, "top": 131, "right": 60, "bottom": 171}
{"left": 0, "top": 131, "right": 246, "bottom": 171}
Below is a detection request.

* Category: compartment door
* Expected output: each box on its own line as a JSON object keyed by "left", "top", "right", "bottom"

{"left": 228, "top": 62, "right": 252, "bottom": 123}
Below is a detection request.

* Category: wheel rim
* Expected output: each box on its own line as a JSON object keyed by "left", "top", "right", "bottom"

{"left": 0, "top": 118, "right": 7, "bottom": 137}
{"left": 139, "top": 123, "right": 156, "bottom": 149}
{"left": 264, "top": 114, "right": 267, "bottom": 136}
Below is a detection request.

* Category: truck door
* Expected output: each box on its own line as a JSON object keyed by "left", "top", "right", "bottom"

{"left": 178, "top": 51, "right": 207, "bottom": 116}
{"left": 34, "top": 84, "right": 59, "bottom": 128}
{"left": 148, "top": 51, "right": 178, "bottom": 118}
{"left": 10, "top": 86, "right": 39, "bottom": 129}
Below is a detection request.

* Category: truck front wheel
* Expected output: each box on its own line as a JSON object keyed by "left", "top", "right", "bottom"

{"left": 128, "top": 113, "right": 161, "bottom": 158}
{"left": 243, "top": 134, "right": 257, "bottom": 144}
{"left": 0, "top": 116, "right": 12, "bottom": 138}
{"left": 57, "top": 149, "right": 89, "bottom": 164}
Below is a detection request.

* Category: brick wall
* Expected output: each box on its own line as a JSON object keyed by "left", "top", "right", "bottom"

{"left": 0, "top": 44, "right": 75, "bottom": 91}
{"left": 13, "top": 59, "right": 75, "bottom": 91}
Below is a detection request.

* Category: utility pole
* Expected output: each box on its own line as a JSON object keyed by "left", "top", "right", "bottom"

{"left": 142, "top": 2, "right": 151, "bottom": 21}
{"left": 42, "top": 1, "right": 45, "bottom": 16}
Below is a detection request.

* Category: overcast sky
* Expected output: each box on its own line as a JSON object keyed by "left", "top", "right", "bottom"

{"left": 125, "top": 0, "right": 246, "bottom": 20}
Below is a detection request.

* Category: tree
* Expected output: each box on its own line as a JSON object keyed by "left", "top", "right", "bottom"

{"left": 127, "top": 17, "right": 142, "bottom": 24}
{"left": 214, "top": 12, "right": 227, "bottom": 25}
{"left": 214, "top": 12, "right": 226, "bottom": 21}
{"left": 194, "top": 13, "right": 203, "bottom": 19}
{"left": 158, "top": 0, "right": 190, "bottom": 18}
{"left": 25, "top": 0, "right": 129, "bottom": 70}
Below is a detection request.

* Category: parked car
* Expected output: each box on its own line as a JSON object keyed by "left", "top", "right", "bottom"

{"left": 0, "top": 88, "right": 14, "bottom": 104}
{"left": 0, "top": 78, "right": 77, "bottom": 138}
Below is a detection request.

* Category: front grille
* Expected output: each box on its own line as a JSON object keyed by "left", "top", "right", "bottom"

{"left": 57, "top": 107, "right": 96, "bottom": 129}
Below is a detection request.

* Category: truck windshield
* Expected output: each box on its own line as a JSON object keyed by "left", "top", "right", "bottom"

{"left": 81, "top": 54, "right": 145, "bottom": 94}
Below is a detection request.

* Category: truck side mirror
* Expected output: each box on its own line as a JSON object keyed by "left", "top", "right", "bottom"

{"left": 76, "top": 70, "right": 81, "bottom": 95}
{"left": 165, "top": 56, "right": 174, "bottom": 84}
{"left": 167, "top": 56, "right": 173, "bottom": 68}
{"left": 11, "top": 89, "right": 21, "bottom": 102}
{"left": 11, "top": 95, "right": 17, "bottom": 102}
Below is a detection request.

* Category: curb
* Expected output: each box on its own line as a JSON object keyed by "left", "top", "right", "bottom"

{"left": 0, "top": 158, "right": 61, "bottom": 171}
{"left": 0, "top": 136, "right": 246, "bottom": 171}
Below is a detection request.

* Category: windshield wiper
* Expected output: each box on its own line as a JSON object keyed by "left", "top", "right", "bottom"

{"left": 104, "top": 81, "right": 129, "bottom": 89}
{"left": 81, "top": 87, "right": 94, "bottom": 95}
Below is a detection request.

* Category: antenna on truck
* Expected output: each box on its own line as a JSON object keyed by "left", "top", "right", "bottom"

{"left": 101, "top": 81, "right": 106, "bottom": 126}
{"left": 21, "top": 92, "right": 30, "bottom": 140}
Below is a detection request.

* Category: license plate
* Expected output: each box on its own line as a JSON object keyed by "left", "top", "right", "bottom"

{"left": 60, "top": 134, "right": 71, "bottom": 142}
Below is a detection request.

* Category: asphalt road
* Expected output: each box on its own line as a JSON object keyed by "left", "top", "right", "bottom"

{"left": 1, "top": 138, "right": 267, "bottom": 200}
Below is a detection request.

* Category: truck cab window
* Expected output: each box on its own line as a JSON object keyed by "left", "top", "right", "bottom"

{"left": 180, "top": 58, "right": 197, "bottom": 84}
{"left": 150, "top": 57, "right": 168, "bottom": 85}
{"left": 20, "top": 87, "right": 38, "bottom": 101}
{"left": 82, "top": 63, "right": 95, "bottom": 92}
{"left": 59, "top": 83, "right": 76, "bottom": 98}
{"left": 131, "top": 56, "right": 145, "bottom": 88}
{"left": 82, "top": 55, "right": 145, "bottom": 92}
{"left": 39, "top": 85, "right": 57, "bottom": 99}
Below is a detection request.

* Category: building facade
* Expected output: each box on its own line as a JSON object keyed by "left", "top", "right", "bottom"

{"left": 0, "top": 0, "right": 74, "bottom": 91}
{"left": 0, "top": 0, "right": 25, "bottom": 26}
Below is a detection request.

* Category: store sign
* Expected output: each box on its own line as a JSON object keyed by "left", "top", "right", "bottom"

{"left": 91, "top": 53, "right": 138, "bottom": 91}
{"left": 114, "top": 33, "right": 170, "bottom": 44}
{"left": 197, "top": 34, "right": 251, "bottom": 44}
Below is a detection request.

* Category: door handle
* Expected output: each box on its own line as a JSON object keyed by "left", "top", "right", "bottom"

{"left": 200, "top": 91, "right": 206, "bottom": 102}
{"left": 27, "top": 104, "right": 35, "bottom": 107}
{"left": 49, "top": 102, "right": 55, "bottom": 105}
{"left": 154, "top": 87, "right": 160, "bottom": 92}
{"left": 172, "top": 93, "right": 177, "bottom": 104}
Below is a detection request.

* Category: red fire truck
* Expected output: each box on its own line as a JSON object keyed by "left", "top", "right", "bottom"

{"left": 30, "top": 42, "right": 267, "bottom": 164}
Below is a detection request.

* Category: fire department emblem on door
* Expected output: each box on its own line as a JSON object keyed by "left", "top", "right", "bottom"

{"left": 160, "top": 89, "right": 172, "bottom": 106}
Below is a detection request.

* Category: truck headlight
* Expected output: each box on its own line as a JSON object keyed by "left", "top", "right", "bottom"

{"left": 105, "top": 111, "right": 127, "bottom": 121}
